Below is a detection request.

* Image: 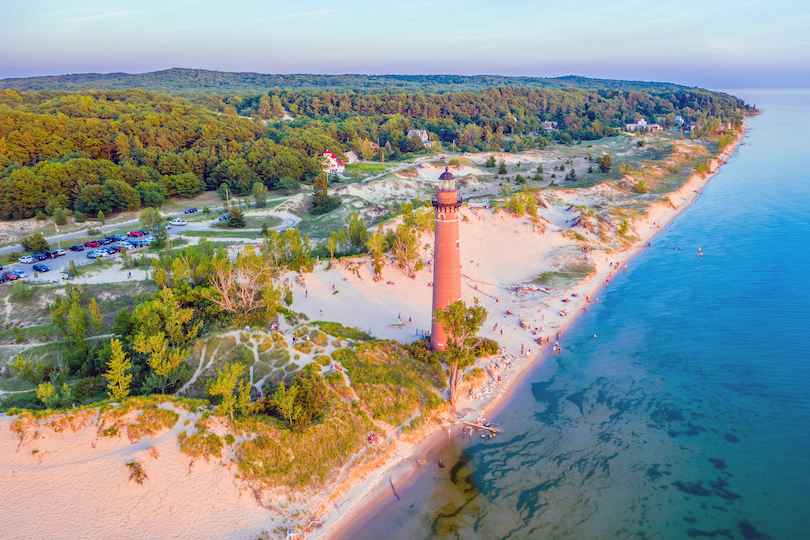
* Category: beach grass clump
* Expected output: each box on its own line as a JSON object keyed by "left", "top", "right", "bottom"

{"left": 177, "top": 430, "right": 224, "bottom": 460}
{"left": 535, "top": 260, "right": 595, "bottom": 288}
{"left": 126, "top": 460, "right": 148, "bottom": 484}
{"left": 313, "top": 321, "right": 374, "bottom": 341}
{"left": 126, "top": 406, "right": 180, "bottom": 442}
{"left": 293, "top": 341, "right": 313, "bottom": 354}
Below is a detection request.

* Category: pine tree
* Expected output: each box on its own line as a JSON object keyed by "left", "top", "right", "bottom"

{"left": 104, "top": 339, "right": 132, "bottom": 401}
{"left": 227, "top": 204, "right": 245, "bottom": 228}
{"left": 498, "top": 160, "right": 508, "bottom": 175}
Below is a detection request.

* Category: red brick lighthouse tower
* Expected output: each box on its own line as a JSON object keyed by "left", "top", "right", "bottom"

{"left": 431, "top": 167, "right": 462, "bottom": 351}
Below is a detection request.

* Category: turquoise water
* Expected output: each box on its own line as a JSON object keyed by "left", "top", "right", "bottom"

{"left": 340, "top": 89, "right": 810, "bottom": 540}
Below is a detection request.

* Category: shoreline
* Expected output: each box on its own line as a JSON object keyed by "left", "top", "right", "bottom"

{"left": 314, "top": 125, "right": 749, "bottom": 540}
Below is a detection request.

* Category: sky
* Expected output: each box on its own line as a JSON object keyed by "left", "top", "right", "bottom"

{"left": 1, "top": 0, "right": 808, "bottom": 89}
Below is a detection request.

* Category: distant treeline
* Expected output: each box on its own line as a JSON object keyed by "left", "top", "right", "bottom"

{"left": 0, "top": 69, "right": 692, "bottom": 96}
{"left": 0, "top": 85, "right": 753, "bottom": 220}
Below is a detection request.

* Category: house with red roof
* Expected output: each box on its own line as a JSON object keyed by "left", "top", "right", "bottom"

{"left": 322, "top": 150, "right": 345, "bottom": 176}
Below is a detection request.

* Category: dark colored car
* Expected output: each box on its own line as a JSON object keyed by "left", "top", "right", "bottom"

{"left": 33, "top": 253, "right": 48, "bottom": 261}
{"left": 84, "top": 240, "right": 101, "bottom": 248}
{"left": 100, "top": 247, "right": 116, "bottom": 255}
{"left": 110, "top": 245, "right": 124, "bottom": 252}
{"left": 98, "top": 238, "right": 112, "bottom": 245}
{"left": 69, "top": 244, "right": 85, "bottom": 252}
{"left": 184, "top": 207, "right": 198, "bottom": 214}
{"left": 44, "top": 250, "right": 60, "bottom": 259}
{"left": 218, "top": 214, "right": 230, "bottom": 221}
{"left": 32, "top": 263, "right": 49, "bottom": 273}
{"left": 111, "top": 234, "right": 128, "bottom": 241}
{"left": 3, "top": 272, "right": 19, "bottom": 281}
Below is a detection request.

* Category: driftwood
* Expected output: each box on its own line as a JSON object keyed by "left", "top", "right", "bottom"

{"left": 462, "top": 421, "right": 501, "bottom": 434}
{"left": 390, "top": 476, "right": 401, "bottom": 500}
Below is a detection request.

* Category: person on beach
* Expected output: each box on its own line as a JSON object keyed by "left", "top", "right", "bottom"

{"left": 127, "top": 271, "right": 131, "bottom": 279}
{"left": 305, "top": 290, "right": 308, "bottom": 298}
{"left": 594, "top": 334, "right": 597, "bottom": 341}
{"left": 448, "top": 427, "right": 451, "bottom": 439}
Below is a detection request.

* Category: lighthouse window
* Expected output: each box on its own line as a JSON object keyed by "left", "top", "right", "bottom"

{"left": 439, "top": 213, "right": 444, "bottom": 220}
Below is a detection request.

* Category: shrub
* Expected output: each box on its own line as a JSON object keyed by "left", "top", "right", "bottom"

{"left": 53, "top": 208, "right": 69, "bottom": 226}
{"left": 21, "top": 232, "right": 50, "bottom": 253}
{"left": 126, "top": 460, "right": 148, "bottom": 484}
{"left": 178, "top": 430, "right": 223, "bottom": 460}
{"left": 74, "top": 211, "right": 86, "bottom": 223}
{"left": 87, "top": 228, "right": 101, "bottom": 236}
{"left": 126, "top": 407, "right": 180, "bottom": 442}
{"left": 314, "top": 321, "right": 373, "bottom": 341}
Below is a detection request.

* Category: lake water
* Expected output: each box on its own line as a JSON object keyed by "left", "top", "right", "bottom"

{"left": 340, "top": 89, "right": 810, "bottom": 540}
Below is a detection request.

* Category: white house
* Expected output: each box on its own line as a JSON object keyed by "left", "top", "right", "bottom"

{"left": 322, "top": 150, "right": 345, "bottom": 175}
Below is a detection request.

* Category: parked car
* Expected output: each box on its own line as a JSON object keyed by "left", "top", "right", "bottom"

{"left": 217, "top": 214, "right": 230, "bottom": 221}
{"left": 111, "top": 234, "right": 128, "bottom": 241}
{"left": 19, "top": 255, "right": 36, "bottom": 264}
{"left": 184, "top": 207, "right": 198, "bottom": 214}
{"left": 100, "top": 247, "right": 116, "bottom": 255}
{"left": 84, "top": 240, "right": 101, "bottom": 248}
{"left": 170, "top": 219, "right": 187, "bottom": 226}
{"left": 98, "top": 238, "right": 112, "bottom": 245}
{"left": 33, "top": 253, "right": 48, "bottom": 261}
{"left": 69, "top": 244, "right": 85, "bottom": 252}
{"left": 128, "top": 230, "right": 144, "bottom": 237}
{"left": 32, "top": 263, "right": 50, "bottom": 273}
{"left": 110, "top": 245, "right": 124, "bottom": 252}
{"left": 11, "top": 270, "right": 27, "bottom": 279}
{"left": 3, "top": 272, "right": 19, "bottom": 281}
{"left": 118, "top": 241, "right": 135, "bottom": 250}
{"left": 44, "top": 249, "right": 65, "bottom": 259}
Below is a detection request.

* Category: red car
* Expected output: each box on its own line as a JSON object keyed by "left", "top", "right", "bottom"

{"left": 128, "top": 230, "right": 145, "bottom": 237}
{"left": 84, "top": 240, "right": 102, "bottom": 248}
{"left": 2, "top": 272, "right": 19, "bottom": 281}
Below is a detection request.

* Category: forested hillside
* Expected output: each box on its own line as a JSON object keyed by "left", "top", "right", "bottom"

{"left": 0, "top": 85, "right": 752, "bottom": 220}
{"left": 0, "top": 69, "right": 691, "bottom": 95}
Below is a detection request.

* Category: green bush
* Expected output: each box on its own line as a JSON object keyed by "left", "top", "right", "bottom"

{"left": 74, "top": 211, "right": 86, "bottom": 223}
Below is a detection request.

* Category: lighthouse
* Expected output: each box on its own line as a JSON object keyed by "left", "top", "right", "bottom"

{"left": 431, "top": 167, "right": 462, "bottom": 351}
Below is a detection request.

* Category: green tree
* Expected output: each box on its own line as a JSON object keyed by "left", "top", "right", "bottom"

{"left": 207, "top": 362, "right": 252, "bottom": 423}
{"left": 498, "top": 160, "right": 508, "bottom": 175}
{"left": 485, "top": 156, "right": 496, "bottom": 168}
{"left": 139, "top": 207, "right": 168, "bottom": 248}
{"left": 365, "top": 228, "right": 387, "bottom": 281}
{"left": 227, "top": 204, "right": 246, "bottom": 228}
{"left": 103, "top": 338, "right": 132, "bottom": 401}
{"left": 132, "top": 288, "right": 201, "bottom": 394}
{"left": 21, "top": 232, "right": 50, "bottom": 253}
{"left": 598, "top": 154, "right": 613, "bottom": 173}
{"left": 278, "top": 177, "right": 299, "bottom": 195}
{"left": 269, "top": 380, "right": 300, "bottom": 426}
{"left": 37, "top": 382, "right": 60, "bottom": 409}
{"left": 97, "top": 210, "right": 106, "bottom": 225}
{"left": 636, "top": 178, "right": 648, "bottom": 194}
{"left": 53, "top": 208, "right": 69, "bottom": 226}
{"left": 251, "top": 182, "right": 268, "bottom": 209}
{"left": 433, "top": 298, "right": 488, "bottom": 410}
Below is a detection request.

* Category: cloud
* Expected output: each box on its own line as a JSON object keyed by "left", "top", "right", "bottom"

{"left": 70, "top": 9, "right": 137, "bottom": 23}
{"left": 171, "top": 9, "right": 337, "bottom": 31}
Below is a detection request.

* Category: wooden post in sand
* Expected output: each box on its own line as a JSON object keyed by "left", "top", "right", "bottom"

{"left": 431, "top": 167, "right": 462, "bottom": 351}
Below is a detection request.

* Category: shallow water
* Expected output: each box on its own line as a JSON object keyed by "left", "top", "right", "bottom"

{"left": 340, "top": 89, "right": 810, "bottom": 540}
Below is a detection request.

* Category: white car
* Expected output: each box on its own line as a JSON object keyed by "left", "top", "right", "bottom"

{"left": 18, "top": 255, "right": 36, "bottom": 264}
{"left": 170, "top": 219, "right": 187, "bottom": 226}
